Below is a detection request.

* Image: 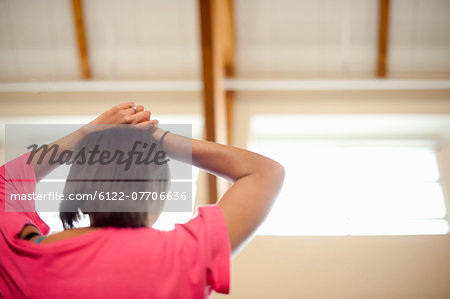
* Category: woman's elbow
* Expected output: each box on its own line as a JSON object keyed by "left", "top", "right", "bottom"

{"left": 260, "top": 159, "right": 285, "bottom": 189}
{"left": 272, "top": 161, "right": 285, "bottom": 187}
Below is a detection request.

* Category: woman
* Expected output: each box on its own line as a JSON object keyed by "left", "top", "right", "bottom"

{"left": 0, "top": 103, "right": 284, "bottom": 298}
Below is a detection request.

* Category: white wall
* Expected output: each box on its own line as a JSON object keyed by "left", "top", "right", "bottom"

{"left": 215, "top": 235, "right": 450, "bottom": 299}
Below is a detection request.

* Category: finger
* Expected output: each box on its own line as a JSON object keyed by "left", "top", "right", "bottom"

{"left": 123, "top": 107, "right": 137, "bottom": 115}
{"left": 123, "top": 104, "right": 144, "bottom": 115}
{"left": 128, "top": 110, "right": 151, "bottom": 124}
{"left": 117, "top": 102, "right": 135, "bottom": 109}
{"left": 139, "top": 119, "right": 159, "bottom": 125}
{"left": 135, "top": 105, "right": 144, "bottom": 112}
{"left": 135, "top": 122, "right": 158, "bottom": 133}
{"left": 135, "top": 123, "right": 157, "bottom": 129}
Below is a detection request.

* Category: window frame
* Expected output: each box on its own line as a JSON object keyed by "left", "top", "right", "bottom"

{"left": 232, "top": 91, "right": 450, "bottom": 235}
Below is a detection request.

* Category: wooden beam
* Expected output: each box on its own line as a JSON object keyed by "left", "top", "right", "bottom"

{"left": 225, "top": 90, "right": 234, "bottom": 144}
{"left": 221, "top": 0, "right": 236, "bottom": 78}
{"left": 376, "top": 0, "right": 390, "bottom": 77}
{"left": 72, "top": 0, "right": 91, "bottom": 79}
{"left": 220, "top": 0, "right": 236, "bottom": 144}
{"left": 199, "top": 0, "right": 228, "bottom": 203}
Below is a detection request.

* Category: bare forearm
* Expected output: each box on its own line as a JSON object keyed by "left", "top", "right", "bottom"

{"left": 152, "top": 127, "right": 284, "bottom": 252}
{"left": 152, "top": 128, "right": 281, "bottom": 183}
{"left": 31, "top": 126, "right": 90, "bottom": 181}
{"left": 31, "top": 102, "right": 152, "bottom": 181}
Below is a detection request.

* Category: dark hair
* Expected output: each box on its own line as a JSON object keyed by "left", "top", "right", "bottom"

{"left": 59, "top": 126, "right": 170, "bottom": 229}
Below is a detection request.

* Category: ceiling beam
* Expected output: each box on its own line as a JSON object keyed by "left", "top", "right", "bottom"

{"left": 225, "top": 79, "right": 450, "bottom": 91}
{"left": 221, "top": 0, "right": 236, "bottom": 78}
{"left": 1, "top": 79, "right": 449, "bottom": 93}
{"left": 199, "top": 0, "right": 235, "bottom": 203}
{"left": 219, "top": 0, "right": 236, "bottom": 146}
{"left": 199, "top": 0, "right": 227, "bottom": 144}
{"left": 72, "top": 0, "right": 91, "bottom": 79}
{"left": 376, "top": 0, "right": 390, "bottom": 77}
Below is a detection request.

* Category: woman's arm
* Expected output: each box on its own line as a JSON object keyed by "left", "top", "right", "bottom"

{"left": 151, "top": 128, "right": 285, "bottom": 254}
{"left": 32, "top": 102, "right": 156, "bottom": 181}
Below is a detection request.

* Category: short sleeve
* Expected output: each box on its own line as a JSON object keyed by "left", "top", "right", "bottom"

{"left": 176, "top": 205, "right": 231, "bottom": 295}
{"left": 0, "top": 152, "right": 50, "bottom": 235}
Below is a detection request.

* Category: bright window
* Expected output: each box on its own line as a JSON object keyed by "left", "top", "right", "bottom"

{"left": 248, "top": 115, "right": 450, "bottom": 236}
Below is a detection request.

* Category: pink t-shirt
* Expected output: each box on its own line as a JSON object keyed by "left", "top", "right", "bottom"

{"left": 0, "top": 153, "right": 230, "bottom": 299}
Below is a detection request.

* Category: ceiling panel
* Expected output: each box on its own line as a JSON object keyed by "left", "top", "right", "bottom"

{"left": 0, "top": 0, "right": 448, "bottom": 81}
{"left": 83, "top": 0, "right": 200, "bottom": 79}
{"left": 389, "top": 0, "right": 450, "bottom": 74}
{"left": 0, "top": 0, "right": 78, "bottom": 81}
{"left": 234, "top": 0, "right": 378, "bottom": 78}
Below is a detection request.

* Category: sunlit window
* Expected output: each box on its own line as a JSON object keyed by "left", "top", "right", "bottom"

{"left": 249, "top": 115, "right": 450, "bottom": 236}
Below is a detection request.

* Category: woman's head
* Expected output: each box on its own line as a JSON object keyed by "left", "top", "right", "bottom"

{"left": 59, "top": 126, "right": 170, "bottom": 229}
